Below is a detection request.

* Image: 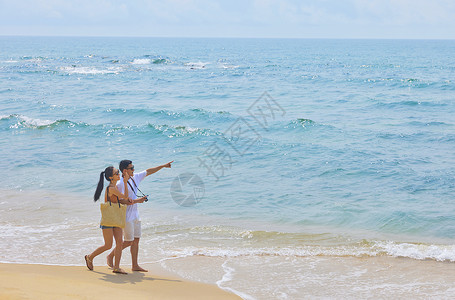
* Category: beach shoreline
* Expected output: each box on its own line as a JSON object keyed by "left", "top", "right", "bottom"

{"left": 0, "top": 262, "right": 241, "bottom": 300}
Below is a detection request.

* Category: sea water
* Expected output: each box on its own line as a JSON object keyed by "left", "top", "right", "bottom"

{"left": 1, "top": 37, "right": 455, "bottom": 298}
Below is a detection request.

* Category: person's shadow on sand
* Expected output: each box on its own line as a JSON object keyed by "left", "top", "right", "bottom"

{"left": 93, "top": 270, "right": 182, "bottom": 285}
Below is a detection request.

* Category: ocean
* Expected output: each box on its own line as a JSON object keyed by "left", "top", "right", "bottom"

{"left": 1, "top": 36, "right": 455, "bottom": 299}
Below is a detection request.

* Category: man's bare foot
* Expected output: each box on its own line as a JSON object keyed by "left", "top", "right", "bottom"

{"left": 106, "top": 255, "right": 114, "bottom": 268}
{"left": 132, "top": 266, "right": 148, "bottom": 272}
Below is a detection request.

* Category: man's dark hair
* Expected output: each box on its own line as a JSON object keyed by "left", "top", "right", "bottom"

{"left": 119, "top": 159, "right": 132, "bottom": 172}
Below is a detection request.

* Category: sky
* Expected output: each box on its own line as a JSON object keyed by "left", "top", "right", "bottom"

{"left": 0, "top": 0, "right": 454, "bottom": 39}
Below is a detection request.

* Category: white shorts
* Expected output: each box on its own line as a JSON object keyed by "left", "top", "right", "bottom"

{"left": 124, "top": 219, "right": 141, "bottom": 242}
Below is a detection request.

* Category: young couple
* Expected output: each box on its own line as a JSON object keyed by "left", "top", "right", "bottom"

{"left": 85, "top": 159, "right": 173, "bottom": 274}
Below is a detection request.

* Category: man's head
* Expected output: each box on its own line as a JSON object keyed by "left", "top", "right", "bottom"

{"left": 119, "top": 159, "right": 134, "bottom": 177}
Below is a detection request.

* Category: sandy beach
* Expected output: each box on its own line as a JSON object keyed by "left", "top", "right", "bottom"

{"left": 0, "top": 263, "right": 241, "bottom": 300}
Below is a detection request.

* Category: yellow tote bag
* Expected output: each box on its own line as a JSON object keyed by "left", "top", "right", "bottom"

{"left": 100, "top": 201, "right": 127, "bottom": 228}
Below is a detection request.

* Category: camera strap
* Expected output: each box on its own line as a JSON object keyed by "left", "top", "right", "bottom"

{"left": 127, "top": 178, "right": 146, "bottom": 198}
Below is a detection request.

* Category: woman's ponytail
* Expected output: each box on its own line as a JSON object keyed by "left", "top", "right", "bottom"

{"left": 93, "top": 166, "right": 114, "bottom": 201}
{"left": 94, "top": 171, "right": 105, "bottom": 201}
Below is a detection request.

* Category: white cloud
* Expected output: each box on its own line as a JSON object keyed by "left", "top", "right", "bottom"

{"left": 0, "top": 0, "right": 130, "bottom": 24}
{"left": 250, "top": 0, "right": 455, "bottom": 26}
{"left": 351, "top": 0, "right": 455, "bottom": 25}
{"left": 0, "top": 0, "right": 454, "bottom": 38}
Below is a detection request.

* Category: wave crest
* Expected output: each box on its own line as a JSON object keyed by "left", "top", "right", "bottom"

{"left": 152, "top": 225, "right": 455, "bottom": 262}
{"left": 164, "top": 241, "right": 455, "bottom": 262}
{"left": 285, "top": 118, "right": 316, "bottom": 129}
{"left": 147, "top": 123, "right": 218, "bottom": 137}
{"left": 3, "top": 114, "right": 85, "bottom": 130}
{"left": 164, "top": 238, "right": 455, "bottom": 262}
{"left": 105, "top": 108, "right": 233, "bottom": 121}
{"left": 131, "top": 58, "right": 151, "bottom": 65}
{"left": 60, "top": 66, "right": 122, "bottom": 75}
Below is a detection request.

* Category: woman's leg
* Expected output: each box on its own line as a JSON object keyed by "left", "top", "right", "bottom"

{"left": 112, "top": 227, "right": 126, "bottom": 273}
{"left": 89, "top": 228, "right": 114, "bottom": 260}
{"left": 106, "top": 240, "right": 133, "bottom": 268}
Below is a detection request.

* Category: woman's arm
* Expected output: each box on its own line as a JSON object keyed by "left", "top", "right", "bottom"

{"left": 118, "top": 198, "right": 133, "bottom": 205}
{"left": 109, "top": 187, "right": 133, "bottom": 205}
{"left": 123, "top": 172, "right": 129, "bottom": 200}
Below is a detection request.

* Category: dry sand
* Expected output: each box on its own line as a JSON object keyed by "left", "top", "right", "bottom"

{"left": 0, "top": 263, "right": 241, "bottom": 300}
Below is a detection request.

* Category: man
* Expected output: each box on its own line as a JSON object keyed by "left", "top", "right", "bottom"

{"left": 106, "top": 159, "right": 173, "bottom": 272}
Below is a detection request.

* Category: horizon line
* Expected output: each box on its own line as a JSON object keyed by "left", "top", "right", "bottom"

{"left": 1, "top": 34, "right": 454, "bottom": 41}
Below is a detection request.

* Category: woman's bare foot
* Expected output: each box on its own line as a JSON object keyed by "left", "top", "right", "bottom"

{"left": 106, "top": 254, "right": 114, "bottom": 268}
{"left": 113, "top": 268, "right": 128, "bottom": 274}
{"left": 84, "top": 255, "right": 93, "bottom": 271}
{"left": 132, "top": 266, "right": 148, "bottom": 272}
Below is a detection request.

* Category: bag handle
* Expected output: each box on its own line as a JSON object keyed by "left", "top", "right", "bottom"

{"left": 106, "top": 186, "right": 121, "bottom": 208}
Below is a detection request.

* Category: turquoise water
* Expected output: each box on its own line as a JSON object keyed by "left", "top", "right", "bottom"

{"left": 1, "top": 37, "right": 455, "bottom": 298}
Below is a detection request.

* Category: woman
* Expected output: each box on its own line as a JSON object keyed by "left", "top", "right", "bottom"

{"left": 84, "top": 166, "right": 145, "bottom": 274}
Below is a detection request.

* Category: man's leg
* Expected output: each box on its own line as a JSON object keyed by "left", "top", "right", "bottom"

{"left": 106, "top": 240, "right": 132, "bottom": 268}
{"left": 131, "top": 220, "right": 147, "bottom": 272}
{"left": 131, "top": 237, "right": 147, "bottom": 272}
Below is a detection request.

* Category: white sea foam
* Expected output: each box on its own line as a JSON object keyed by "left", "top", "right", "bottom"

{"left": 375, "top": 241, "right": 455, "bottom": 262}
{"left": 3, "top": 223, "right": 71, "bottom": 235}
{"left": 165, "top": 245, "right": 375, "bottom": 259}
{"left": 131, "top": 58, "right": 151, "bottom": 65}
{"left": 20, "top": 115, "right": 54, "bottom": 127}
{"left": 9, "top": 115, "right": 54, "bottom": 128}
{"left": 60, "top": 66, "right": 122, "bottom": 75}
{"left": 220, "top": 64, "right": 239, "bottom": 69}
{"left": 149, "top": 124, "right": 210, "bottom": 137}
{"left": 216, "top": 260, "right": 234, "bottom": 287}
{"left": 26, "top": 58, "right": 44, "bottom": 63}
{"left": 185, "top": 62, "right": 209, "bottom": 69}
{"left": 217, "top": 260, "right": 256, "bottom": 300}
{"left": 164, "top": 242, "right": 455, "bottom": 262}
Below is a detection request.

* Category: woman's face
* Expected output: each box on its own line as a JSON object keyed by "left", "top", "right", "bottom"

{"left": 110, "top": 168, "right": 120, "bottom": 181}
